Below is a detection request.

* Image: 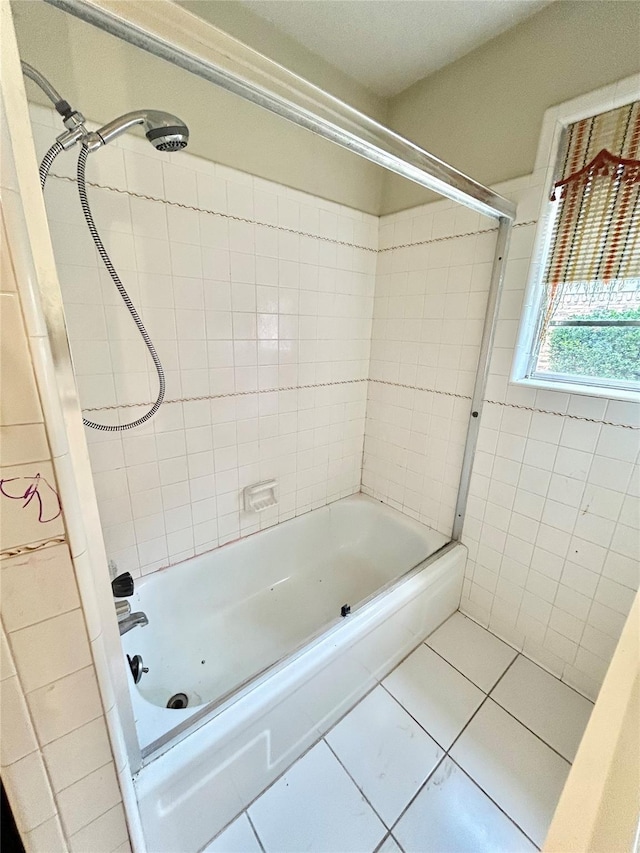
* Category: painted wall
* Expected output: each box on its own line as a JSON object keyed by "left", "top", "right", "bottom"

{"left": 12, "top": 0, "right": 387, "bottom": 215}
{"left": 28, "top": 102, "right": 376, "bottom": 579}
{"left": 177, "top": 0, "right": 385, "bottom": 118}
{"left": 382, "top": 0, "right": 640, "bottom": 213}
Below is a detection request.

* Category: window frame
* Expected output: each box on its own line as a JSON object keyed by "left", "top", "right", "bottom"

{"left": 512, "top": 75, "right": 640, "bottom": 402}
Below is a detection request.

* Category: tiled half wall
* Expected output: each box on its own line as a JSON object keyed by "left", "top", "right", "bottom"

{"left": 1, "top": 98, "right": 129, "bottom": 850}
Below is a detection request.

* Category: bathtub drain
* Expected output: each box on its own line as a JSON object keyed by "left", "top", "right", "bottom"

{"left": 167, "top": 693, "right": 189, "bottom": 709}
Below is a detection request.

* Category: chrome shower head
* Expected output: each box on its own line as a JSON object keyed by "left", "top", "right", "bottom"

{"left": 143, "top": 111, "right": 190, "bottom": 152}
{"left": 88, "top": 110, "right": 189, "bottom": 152}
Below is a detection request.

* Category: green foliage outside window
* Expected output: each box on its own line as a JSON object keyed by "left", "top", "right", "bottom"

{"left": 547, "top": 307, "right": 640, "bottom": 382}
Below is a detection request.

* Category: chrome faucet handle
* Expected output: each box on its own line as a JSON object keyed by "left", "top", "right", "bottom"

{"left": 115, "top": 600, "right": 131, "bottom": 619}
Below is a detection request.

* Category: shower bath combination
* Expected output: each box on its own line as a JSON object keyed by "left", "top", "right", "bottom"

{"left": 21, "top": 61, "right": 190, "bottom": 431}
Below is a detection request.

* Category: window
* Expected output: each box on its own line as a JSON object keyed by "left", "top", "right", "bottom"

{"left": 521, "top": 96, "right": 640, "bottom": 396}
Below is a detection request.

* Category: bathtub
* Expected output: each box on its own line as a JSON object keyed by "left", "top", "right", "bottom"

{"left": 127, "top": 495, "right": 466, "bottom": 852}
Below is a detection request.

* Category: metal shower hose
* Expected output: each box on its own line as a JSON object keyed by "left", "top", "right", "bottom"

{"left": 39, "top": 141, "right": 166, "bottom": 431}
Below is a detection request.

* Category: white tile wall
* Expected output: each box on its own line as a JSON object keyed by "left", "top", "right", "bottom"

{"left": 455, "top": 181, "right": 640, "bottom": 701}
{"left": 362, "top": 201, "right": 496, "bottom": 535}
{"left": 29, "top": 103, "right": 377, "bottom": 578}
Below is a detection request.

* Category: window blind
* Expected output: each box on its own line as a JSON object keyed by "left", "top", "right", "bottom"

{"left": 543, "top": 100, "right": 640, "bottom": 318}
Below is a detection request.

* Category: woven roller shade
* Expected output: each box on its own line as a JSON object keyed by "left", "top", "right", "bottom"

{"left": 544, "top": 100, "right": 640, "bottom": 299}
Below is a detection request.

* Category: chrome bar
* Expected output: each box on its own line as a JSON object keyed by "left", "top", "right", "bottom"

{"left": 44, "top": 0, "right": 515, "bottom": 222}
{"left": 452, "top": 217, "right": 513, "bottom": 541}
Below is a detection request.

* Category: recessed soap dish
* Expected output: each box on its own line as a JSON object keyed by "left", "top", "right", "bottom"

{"left": 243, "top": 479, "right": 278, "bottom": 513}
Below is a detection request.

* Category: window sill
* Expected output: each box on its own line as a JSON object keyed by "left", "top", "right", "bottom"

{"left": 511, "top": 376, "right": 640, "bottom": 404}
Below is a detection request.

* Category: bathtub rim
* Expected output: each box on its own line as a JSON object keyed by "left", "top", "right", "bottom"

{"left": 138, "top": 536, "right": 460, "bottom": 760}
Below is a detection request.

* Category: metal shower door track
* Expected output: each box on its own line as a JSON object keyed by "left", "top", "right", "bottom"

{"left": 43, "top": 0, "right": 516, "bottom": 543}
{"left": 46, "top": 0, "right": 515, "bottom": 222}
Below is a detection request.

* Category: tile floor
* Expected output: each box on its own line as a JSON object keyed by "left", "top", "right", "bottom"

{"left": 205, "top": 611, "right": 594, "bottom": 853}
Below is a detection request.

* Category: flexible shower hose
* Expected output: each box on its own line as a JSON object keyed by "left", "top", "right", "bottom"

{"left": 39, "top": 141, "right": 165, "bottom": 431}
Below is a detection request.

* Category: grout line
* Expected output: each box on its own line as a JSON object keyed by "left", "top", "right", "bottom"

{"left": 420, "top": 638, "right": 497, "bottom": 693}
{"left": 388, "top": 833, "right": 405, "bottom": 853}
{"left": 484, "top": 647, "right": 520, "bottom": 695}
{"left": 374, "top": 832, "right": 407, "bottom": 853}
{"left": 34, "top": 708, "right": 107, "bottom": 752}
{"left": 378, "top": 610, "right": 463, "bottom": 689}
{"left": 372, "top": 833, "right": 392, "bottom": 853}
{"left": 447, "top": 757, "right": 541, "bottom": 850}
{"left": 245, "top": 812, "right": 266, "bottom": 853}
{"left": 65, "top": 784, "right": 125, "bottom": 841}
{"left": 484, "top": 692, "right": 574, "bottom": 765}
{"left": 323, "top": 737, "right": 392, "bottom": 836}
{"left": 405, "top": 692, "right": 544, "bottom": 848}
{"left": 459, "top": 609, "right": 597, "bottom": 703}
{"left": 429, "top": 628, "right": 577, "bottom": 763}
{"left": 385, "top": 746, "right": 541, "bottom": 852}
{"left": 385, "top": 753, "right": 449, "bottom": 837}
{"left": 437, "top": 691, "right": 490, "bottom": 757}
{"left": 378, "top": 681, "right": 451, "bottom": 754}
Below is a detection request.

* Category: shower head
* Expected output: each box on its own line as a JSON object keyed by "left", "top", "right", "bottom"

{"left": 87, "top": 110, "right": 189, "bottom": 152}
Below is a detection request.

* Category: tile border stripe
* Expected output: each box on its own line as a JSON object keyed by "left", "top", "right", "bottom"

{"left": 485, "top": 399, "right": 640, "bottom": 430}
{"left": 49, "top": 173, "right": 378, "bottom": 253}
{"left": 80, "top": 378, "right": 639, "bottom": 428}
{"left": 49, "top": 172, "right": 536, "bottom": 255}
{"left": 0, "top": 536, "right": 67, "bottom": 561}
{"left": 81, "top": 378, "right": 369, "bottom": 412}
{"left": 377, "top": 220, "right": 537, "bottom": 253}
{"left": 369, "top": 379, "right": 472, "bottom": 401}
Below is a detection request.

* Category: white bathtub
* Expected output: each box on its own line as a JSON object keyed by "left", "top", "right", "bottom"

{"left": 128, "top": 495, "right": 466, "bottom": 852}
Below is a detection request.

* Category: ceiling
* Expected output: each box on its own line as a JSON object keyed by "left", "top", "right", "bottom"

{"left": 240, "top": 0, "right": 552, "bottom": 97}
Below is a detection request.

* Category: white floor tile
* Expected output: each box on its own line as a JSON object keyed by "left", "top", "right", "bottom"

{"left": 377, "top": 835, "right": 402, "bottom": 853}
{"left": 394, "top": 758, "right": 537, "bottom": 853}
{"left": 326, "top": 686, "right": 444, "bottom": 827}
{"left": 427, "top": 612, "right": 517, "bottom": 691}
{"left": 491, "top": 655, "right": 593, "bottom": 762}
{"left": 248, "top": 741, "right": 386, "bottom": 853}
{"left": 204, "top": 814, "right": 261, "bottom": 853}
{"left": 451, "top": 700, "right": 570, "bottom": 846}
{"left": 383, "top": 645, "right": 484, "bottom": 749}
